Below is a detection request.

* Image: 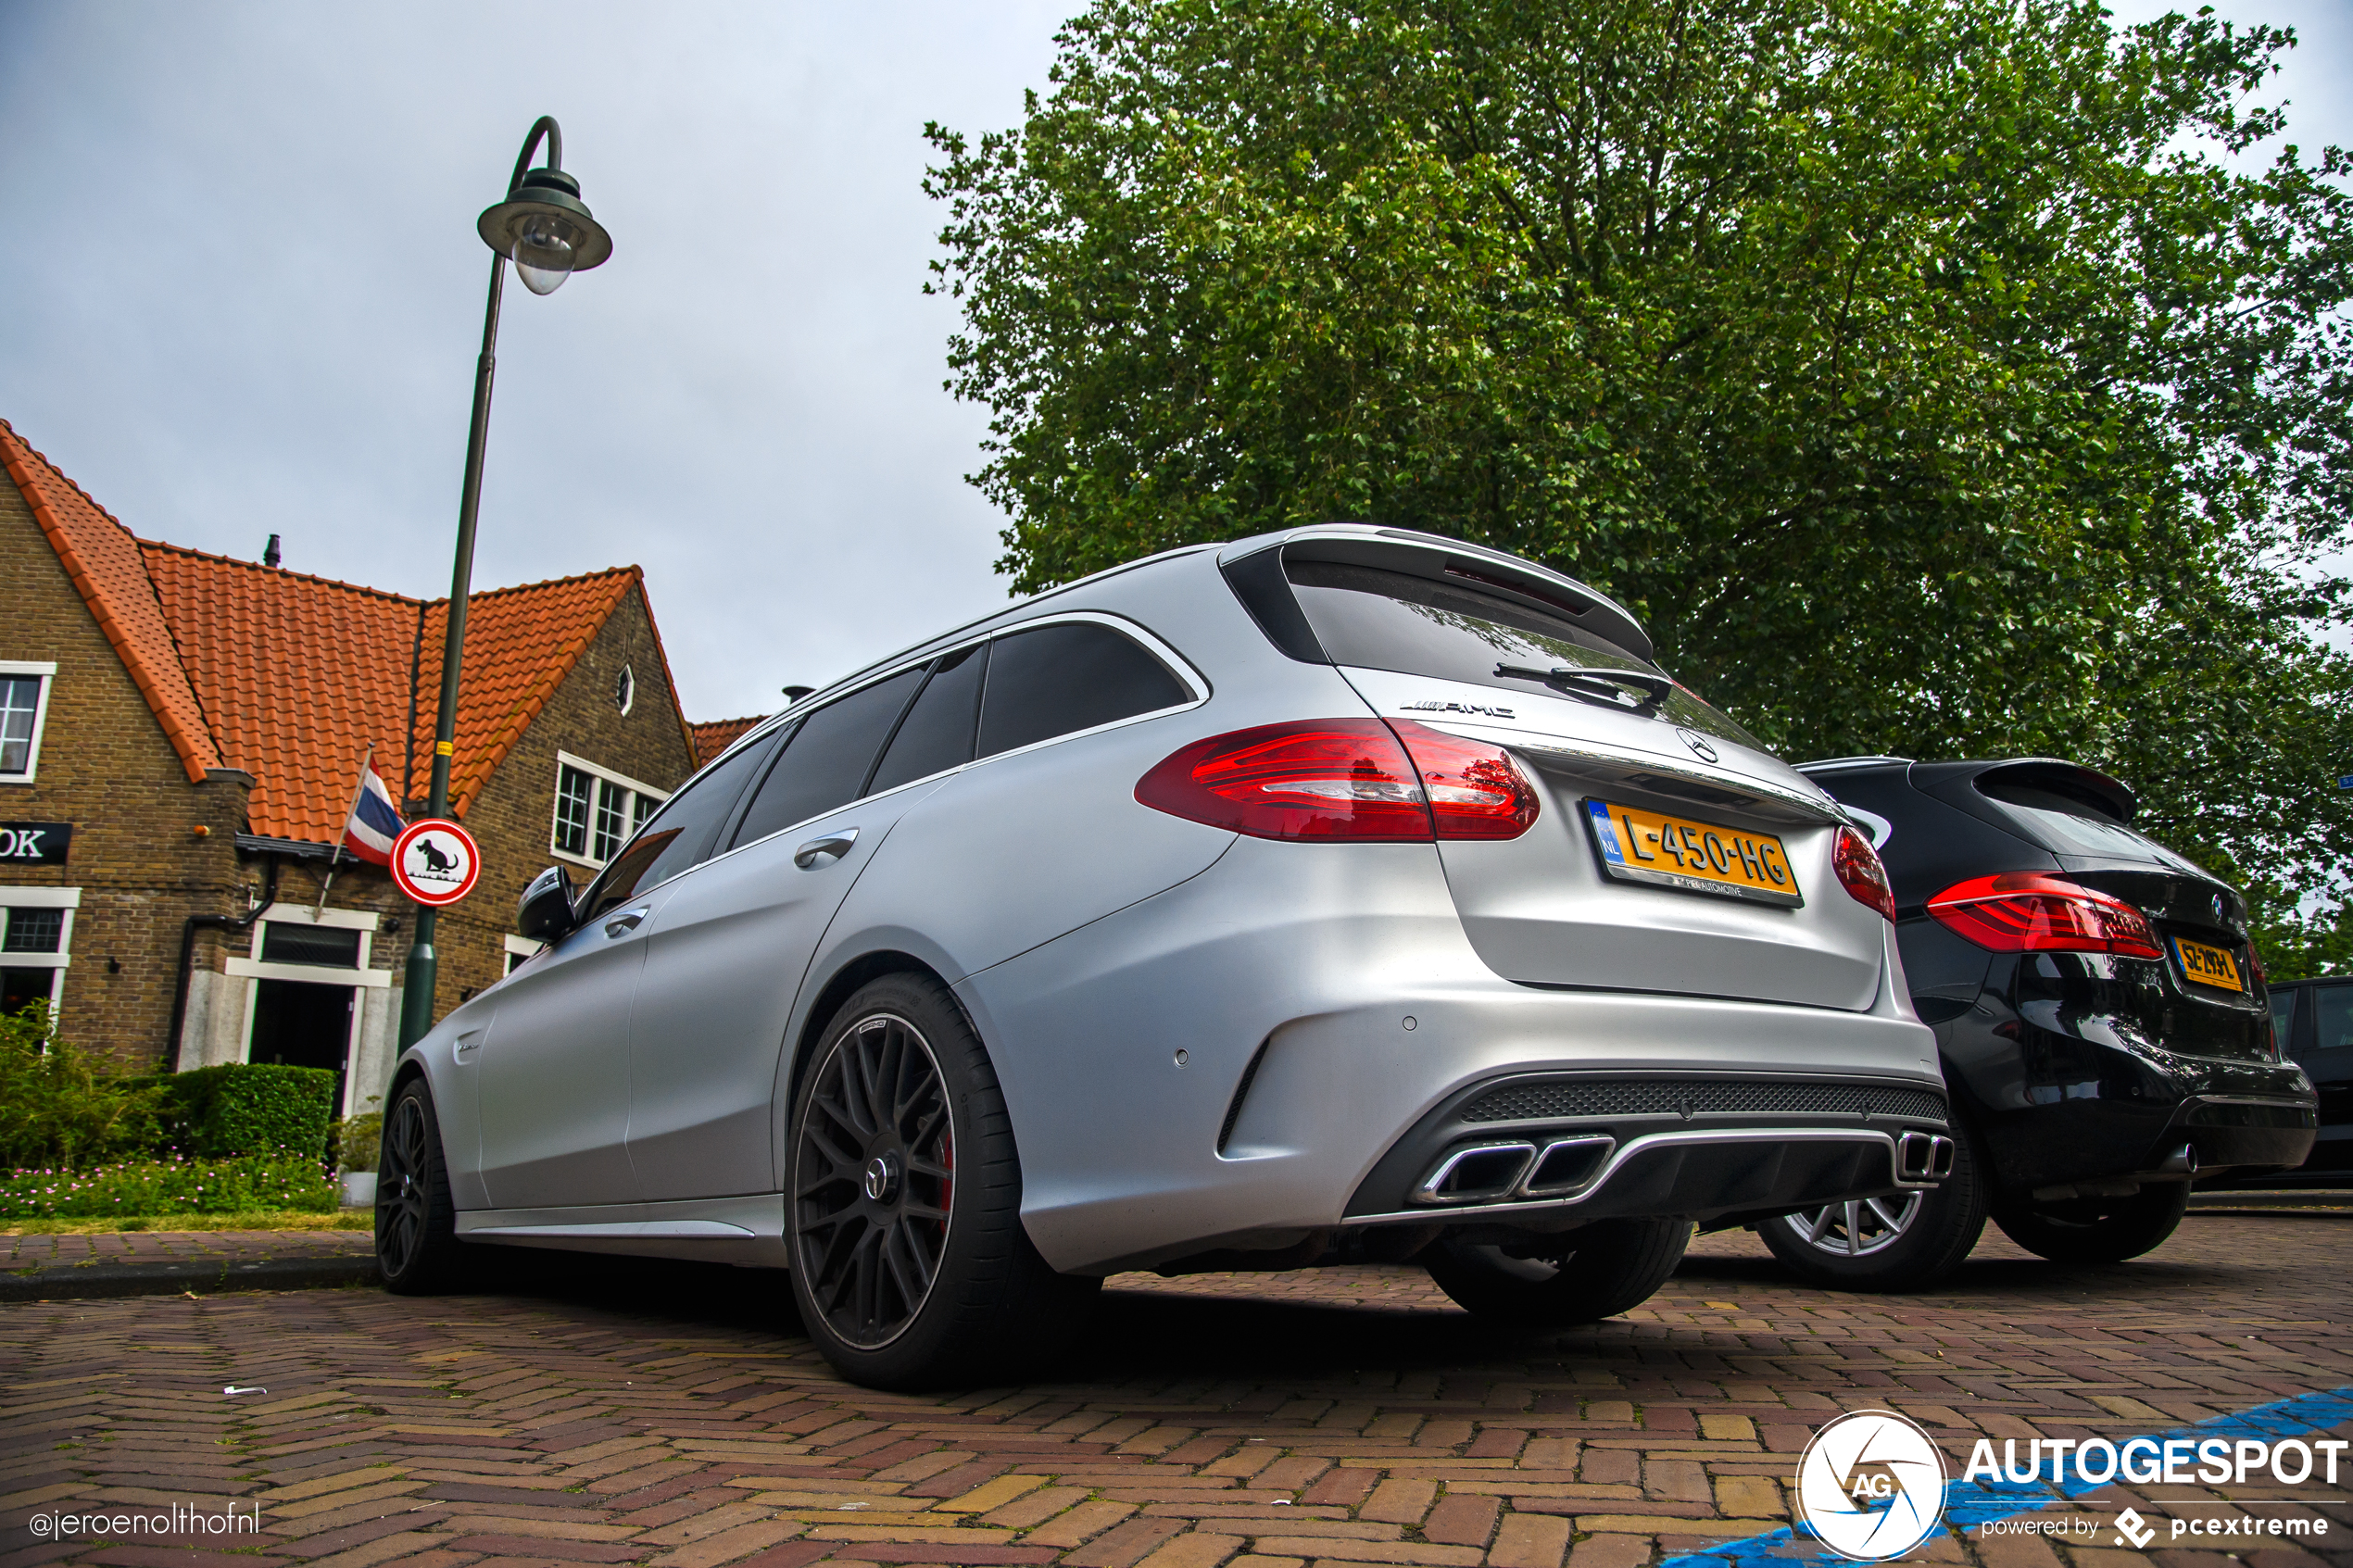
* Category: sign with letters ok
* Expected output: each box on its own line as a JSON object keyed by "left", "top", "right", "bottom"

{"left": 0, "top": 822, "right": 71, "bottom": 865}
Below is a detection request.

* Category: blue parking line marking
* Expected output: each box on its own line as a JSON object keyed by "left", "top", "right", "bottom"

{"left": 1658, "top": 1385, "right": 2353, "bottom": 1568}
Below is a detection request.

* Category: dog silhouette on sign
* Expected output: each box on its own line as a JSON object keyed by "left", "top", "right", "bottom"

{"left": 416, "top": 837, "right": 457, "bottom": 874}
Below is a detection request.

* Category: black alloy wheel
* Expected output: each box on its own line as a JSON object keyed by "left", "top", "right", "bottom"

{"left": 785, "top": 973, "right": 1098, "bottom": 1388}
{"left": 376, "top": 1077, "right": 471, "bottom": 1294}
{"left": 792, "top": 1010, "right": 957, "bottom": 1348}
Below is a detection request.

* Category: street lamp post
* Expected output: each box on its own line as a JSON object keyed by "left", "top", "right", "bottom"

{"left": 396, "top": 116, "right": 613, "bottom": 1052}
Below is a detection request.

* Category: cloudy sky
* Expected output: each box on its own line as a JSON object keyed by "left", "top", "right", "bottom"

{"left": 2, "top": 1, "right": 2344, "bottom": 724}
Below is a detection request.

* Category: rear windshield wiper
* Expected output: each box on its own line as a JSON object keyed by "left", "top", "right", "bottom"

{"left": 1495, "top": 662, "right": 1674, "bottom": 709}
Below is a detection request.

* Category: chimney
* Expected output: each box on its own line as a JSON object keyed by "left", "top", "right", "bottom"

{"left": 263, "top": 534, "right": 282, "bottom": 569}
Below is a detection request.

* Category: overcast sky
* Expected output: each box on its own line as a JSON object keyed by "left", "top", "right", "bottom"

{"left": 2, "top": 2, "right": 2344, "bottom": 725}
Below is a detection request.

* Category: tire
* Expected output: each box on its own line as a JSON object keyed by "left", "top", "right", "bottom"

{"left": 786, "top": 973, "right": 1099, "bottom": 1388}
{"left": 1759, "top": 1125, "right": 1989, "bottom": 1291}
{"left": 376, "top": 1076, "right": 474, "bottom": 1294}
{"left": 1422, "top": 1218, "right": 1690, "bottom": 1327}
{"left": 1992, "top": 1181, "right": 2189, "bottom": 1264}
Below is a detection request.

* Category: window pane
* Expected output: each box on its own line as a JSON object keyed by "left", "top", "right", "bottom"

{"left": 1285, "top": 558, "right": 1765, "bottom": 752}
{"left": 2, "top": 908, "right": 62, "bottom": 954}
{"left": 0, "top": 676, "right": 40, "bottom": 776}
{"left": 580, "top": 728, "right": 782, "bottom": 920}
{"left": 731, "top": 669, "right": 925, "bottom": 848}
{"left": 594, "top": 777, "right": 632, "bottom": 860}
{"left": 0, "top": 967, "right": 50, "bottom": 1016}
{"left": 977, "top": 622, "right": 1189, "bottom": 759}
{"left": 2272, "top": 989, "right": 2298, "bottom": 1056}
{"left": 554, "top": 765, "right": 593, "bottom": 856}
{"left": 2316, "top": 985, "right": 2353, "bottom": 1055}
{"left": 870, "top": 645, "right": 987, "bottom": 797}
{"left": 634, "top": 790, "right": 665, "bottom": 834}
{"left": 259, "top": 922, "right": 360, "bottom": 967}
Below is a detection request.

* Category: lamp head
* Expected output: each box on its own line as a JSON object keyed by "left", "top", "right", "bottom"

{"left": 478, "top": 167, "right": 612, "bottom": 295}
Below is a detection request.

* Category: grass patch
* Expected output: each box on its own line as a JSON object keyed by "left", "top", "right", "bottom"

{"left": 1, "top": 1209, "right": 371, "bottom": 1235}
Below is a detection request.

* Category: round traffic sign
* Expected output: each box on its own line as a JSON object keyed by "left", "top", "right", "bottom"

{"left": 390, "top": 819, "right": 482, "bottom": 907}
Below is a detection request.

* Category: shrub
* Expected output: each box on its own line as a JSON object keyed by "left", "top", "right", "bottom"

{"left": 0, "top": 1004, "right": 164, "bottom": 1170}
{"left": 331, "top": 1102, "right": 383, "bottom": 1174}
{"left": 0, "top": 1153, "right": 339, "bottom": 1218}
{"left": 130, "top": 1063, "right": 338, "bottom": 1162}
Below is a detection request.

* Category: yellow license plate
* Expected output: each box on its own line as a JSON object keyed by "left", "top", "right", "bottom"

{"left": 1582, "top": 799, "right": 1802, "bottom": 908}
{"left": 2175, "top": 936, "right": 2245, "bottom": 992}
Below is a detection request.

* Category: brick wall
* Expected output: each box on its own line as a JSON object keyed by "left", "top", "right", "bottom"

{"left": 0, "top": 477, "right": 253, "bottom": 1070}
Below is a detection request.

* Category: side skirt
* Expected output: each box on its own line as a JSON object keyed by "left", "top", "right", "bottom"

{"left": 456, "top": 1193, "right": 789, "bottom": 1268}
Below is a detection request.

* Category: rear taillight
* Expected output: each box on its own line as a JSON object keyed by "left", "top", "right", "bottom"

{"left": 1925, "top": 872, "right": 2164, "bottom": 960}
{"left": 1832, "top": 826, "right": 1897, "bottom": 922}
{"left": 1136, "top": 719, "right": 1539, "bottom": 842}
{"left": 1388, "top": 721, "right": 1540, "bottom": 839}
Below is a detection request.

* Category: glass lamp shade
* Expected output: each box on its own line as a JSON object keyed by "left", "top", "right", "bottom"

{"left": 514, "top": 211, "right": 585, "bottom": 295}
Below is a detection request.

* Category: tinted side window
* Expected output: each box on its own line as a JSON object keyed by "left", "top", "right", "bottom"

{"left": 870, "top": 644, "right": 987, "bottom": 797}
{"left": 977, "top": 622, "right": 1189, "bottom": 759}
{"left": 580, "top": 728, "right": 780, "bottom": 919}
{"left": 731, "top": 669, "right": 925, "bottom": 847}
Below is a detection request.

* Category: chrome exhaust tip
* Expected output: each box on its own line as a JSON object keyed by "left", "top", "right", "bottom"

{"left": 1520, "top": 1135, "right": 1617, "bottom": 1198}
{"left": 1413, "top": 1142, "right": 1536, "bottom": 1205}
{"left": 1895, "top": 1130, "right": 1952, "bottom": 1185}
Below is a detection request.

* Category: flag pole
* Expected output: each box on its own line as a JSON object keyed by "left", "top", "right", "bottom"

{"left": 316, "top": 741, "right": 374, "bottom": 920}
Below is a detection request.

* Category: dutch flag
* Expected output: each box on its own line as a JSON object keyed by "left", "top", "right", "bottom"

{"left": 344, "top": 762, "right": 406, "bottom": 866}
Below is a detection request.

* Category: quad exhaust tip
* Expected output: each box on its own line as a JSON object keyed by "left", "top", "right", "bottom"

{"left": 1896, "top": 1130, "right": 1956, "bottom": 1184}
{"left": 1414, "top": 1135, "right": 1617, "bottom": 1205}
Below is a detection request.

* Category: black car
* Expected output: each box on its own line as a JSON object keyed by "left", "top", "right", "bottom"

{"left": 1753, "top": 756, "right": 2317, "bottom": 1288}
{"left": 2211, "top": 977, "right": 2352, "bottom": 1185}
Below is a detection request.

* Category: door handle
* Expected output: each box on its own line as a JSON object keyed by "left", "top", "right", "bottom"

{"left": 604, "top": 906, "right": 649, "bottom": 937}
{"left": 794, "top": 828, "right": 859, "bottom": 870}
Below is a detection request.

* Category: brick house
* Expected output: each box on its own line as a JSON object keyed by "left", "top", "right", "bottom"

{"left": 0, "top": 417, "right": 703, "bottom": 1113}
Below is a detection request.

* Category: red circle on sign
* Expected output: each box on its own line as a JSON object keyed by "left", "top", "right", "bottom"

{"left": 391, "top": 819, "right": 482, "bottom": 907}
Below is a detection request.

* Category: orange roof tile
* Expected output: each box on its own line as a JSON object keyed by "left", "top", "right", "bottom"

{"left": 6, "top": 417, "right": 686, "bottom": 846}
{"left": 409, "top": 568, "right": 641, "bottom": 819}
{"left": 691, "top": 715, "right": 767, "bottom": 766}
{"left": 0, "top": 420, "right": 223, "bottom": 782}
{"left": 143, "top": 544, "right": 421, "bottom": 844}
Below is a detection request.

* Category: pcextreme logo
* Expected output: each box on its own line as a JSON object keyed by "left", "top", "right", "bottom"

{"left": 1794, "top": 1410, "right": 1948, "bottom": 1561}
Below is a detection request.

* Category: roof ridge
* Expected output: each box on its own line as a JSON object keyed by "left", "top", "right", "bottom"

{"left": 431, "top": 564, "right": 640, "bottom": 606}
{"left": 138, "top": 536, "right": 426, "bottom": 608}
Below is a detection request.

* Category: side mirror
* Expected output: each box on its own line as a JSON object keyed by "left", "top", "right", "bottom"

{"left": 516, "top": 864, "right": 577, "bottom": 941}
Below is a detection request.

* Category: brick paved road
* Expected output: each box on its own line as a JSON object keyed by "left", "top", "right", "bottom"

{"left": 4, "top": 1213, "right": 2349, "bottom": 1568}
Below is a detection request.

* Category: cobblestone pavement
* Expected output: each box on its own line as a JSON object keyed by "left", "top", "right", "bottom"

{"left": 3, "top": 1213, "right": 2349, "bottom": 1568}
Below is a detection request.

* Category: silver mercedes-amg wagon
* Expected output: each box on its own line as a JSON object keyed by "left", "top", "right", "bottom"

{"left": 377, "top": 525, "right": 1952, "bottom": 1386}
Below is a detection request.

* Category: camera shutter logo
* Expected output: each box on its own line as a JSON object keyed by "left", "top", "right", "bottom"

{"left": 1794, "top": 1410, "right": 1947, "bottom": 1561}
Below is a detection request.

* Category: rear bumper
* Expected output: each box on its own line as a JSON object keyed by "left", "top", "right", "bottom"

{"left": 958, "top": 836, "right": 1944, "bottom": 1273}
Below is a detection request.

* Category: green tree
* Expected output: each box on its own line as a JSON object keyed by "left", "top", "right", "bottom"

{"left": 925, "top": 0, "right": 2353, "bottom": 923}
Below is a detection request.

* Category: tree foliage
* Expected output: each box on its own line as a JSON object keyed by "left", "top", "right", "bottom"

{"left": 925, "top": 0, "right": 2353, "bottom": 942}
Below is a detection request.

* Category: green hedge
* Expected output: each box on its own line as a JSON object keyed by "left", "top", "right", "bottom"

{"left": 0, "top": 1154, "right": 339, "bottom": 1218}
{"left": 124, "top": 1063, "right": 337, "bottom": 1163}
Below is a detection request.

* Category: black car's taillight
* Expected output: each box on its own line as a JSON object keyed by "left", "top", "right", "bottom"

{"left": 1136, "top": 719, "right": 1538, "bottom": 842}
{"left": 1925, "top": 872, "right": 2164, "bottom": 960}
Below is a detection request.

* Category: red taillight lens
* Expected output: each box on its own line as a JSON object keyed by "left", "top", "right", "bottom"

{"left": 1925, "top": 872, "right": 2164, "bottom": 960}
{"left": 1832, "top": 825, "right": 1897, "bottom": 922}
{"left": 1388, "top": 721, "right": 1540, "bottom": 840}
{"left": 1135, "top": 719, "right": 1541, "bottom": 842}
{"left": 1136, "top": 720, "right": 1433, "bottom": 841}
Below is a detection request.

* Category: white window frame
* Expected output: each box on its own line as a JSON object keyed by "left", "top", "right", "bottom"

{"left": 503, "top": 933, "right": 547, "bottom": 973}
{"left": 549, "top": 750, "right": 669, "bottom": 871}
{"left": 0, "top": 884, "right": 79, "bottom": 1017}
{"left": 0, "top": 661, "right": 58, "bottom": 785}
{"left": 225, "top": 904, "right": 391, "bottom": 987}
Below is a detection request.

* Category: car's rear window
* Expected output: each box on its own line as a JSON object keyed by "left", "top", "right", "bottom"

{"left": 1285, "top": 558, "right": 1766, "bottom": 750}
{"left": 1972, "top": 777, "right": 2203, "bottom": 871}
